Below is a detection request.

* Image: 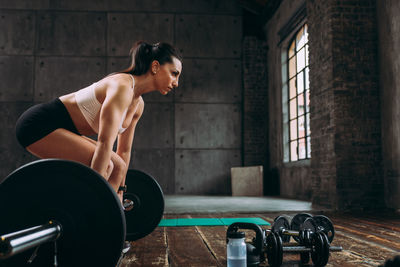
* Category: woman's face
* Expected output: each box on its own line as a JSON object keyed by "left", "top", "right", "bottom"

{"left": 154, "top": 57, "right": 182, "bottom": 95}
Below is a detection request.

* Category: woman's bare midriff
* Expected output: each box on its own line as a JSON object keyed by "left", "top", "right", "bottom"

{"left": 59, "top": 93, "right": 97, "bottom": 136}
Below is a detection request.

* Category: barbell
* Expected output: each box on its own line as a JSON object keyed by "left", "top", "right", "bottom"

{"left": 0, "top": 159, "right": 164, "bottom": 266}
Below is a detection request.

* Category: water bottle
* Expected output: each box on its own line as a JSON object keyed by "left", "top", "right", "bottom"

{"left": 227, "top": 231, "right": 247, "bottom": 267}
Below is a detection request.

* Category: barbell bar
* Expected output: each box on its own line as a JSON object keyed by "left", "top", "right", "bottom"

{"left": 0, "top": 221, "right": 61, "bottom": 259}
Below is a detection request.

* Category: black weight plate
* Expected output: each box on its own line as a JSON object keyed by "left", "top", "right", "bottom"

{"left": 266, "top": 232, "right": 278, "bottom": 267}
{"left": 275, "top": 233, "right": 283, "bottom": 267}
{"left": 290, "top": 213, "right": 312, "bottom": 243}
{"left": 319, "top": 232, "right": 330, "bottom": 266}
{"left": 299, "top": 217, "right": 317, "bottom": 233}
{"left": 124, "top": 169, "right": 164, "bottom": 241}
{"left": 271, "top": 215, "right": 291, "bottom": 243}
{"left": 311, "top": 232, "right": 324, "bottom": 266}
{"left": 313, "top": 215, "right": 335, "bottom": 243}
{"left": 0, "top": 159, "right": 125, "bottom": 267}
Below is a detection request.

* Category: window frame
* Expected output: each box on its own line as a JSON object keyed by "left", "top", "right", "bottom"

{"left": 286, "top": 24, "right": 310, "bottom": 162}
{"left": 280, "top": 18, "right": 311, "bottom": 164}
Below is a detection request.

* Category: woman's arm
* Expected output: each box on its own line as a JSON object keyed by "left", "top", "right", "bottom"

{"left": 116, "top": 98, "right": 144, "bottom": 167}
{"left": 91, "top": 81, "right": 132, "bottom": 177}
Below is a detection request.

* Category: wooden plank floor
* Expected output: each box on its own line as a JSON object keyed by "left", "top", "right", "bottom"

{"left": 120, "top": 212, "right": 400, "bottom": 267}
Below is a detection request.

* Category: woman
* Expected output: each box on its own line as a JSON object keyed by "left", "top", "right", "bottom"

{"left": 16, "top": 41, "right": 182, "bottom": 203}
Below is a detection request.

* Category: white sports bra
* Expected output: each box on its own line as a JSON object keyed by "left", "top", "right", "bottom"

{"left": 75, "top": 75, "right": 134, "bottom": 134}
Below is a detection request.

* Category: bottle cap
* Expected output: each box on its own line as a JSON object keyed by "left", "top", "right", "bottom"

{"left": 227, "top": 231, "right": 245, "bottom": 238}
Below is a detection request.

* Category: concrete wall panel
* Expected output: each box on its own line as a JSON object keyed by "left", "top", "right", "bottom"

{"left": 35, "top": 57, "right": 106, "bottom": 101}
{"left": 49, "top": 0, "right": 108, "bottom": 11}
{"left": 130, "top": 149, "right": 174, "bottom": 194}
{"left": 108, "top": 13, "right": 174, "bottom": 57}
{"left": 175, "top": 103, "right": 241, "bottom": 149}
{"left": 0, "top": 11, "right": 35, "bottom": 55}
{"left": 106, "top": 57, "right": 173, "bottom": 103}
{"left": 37, "top": 12, "right": 106, "bottom": 56}
{"left": 0, "top": 56, "right": 34, "bottom": 101}
{"left": 133, "top": 103, "right": 174, "bottom": 149}
{"left": 175, "top": 15, "right": 242, "bottom": 58}
{"left": 106, "top": 57, "right": 130, "bottom": 74}
{"left": 177, "top": 59, "right": 241, "bottom": 103}
{"left": 0, "top": 1, "right": 49, "bottom": 9}
{"left": 175, "top": 149, "right": 241, "bottom": 194}
{"left": 6, "top": 0, "right": 240, "bottom": 14}
{"left": 106, "top": 0, "right": 240, "bottom": 14}
{"left": 168, "top": 0, "right": 241, "bottom": 15}
{"left": 0, "top": 102, "right": 37, "bottom": 183}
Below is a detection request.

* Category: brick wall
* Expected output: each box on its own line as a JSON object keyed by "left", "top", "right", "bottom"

{"left": 242, "top": 36, "right": 271, "bottom": 194}
{"left": 243, "top": 37, "right": 268, "bottom": 167}
{"left": 307, "top": 0, "right": 384, "bottom": 209}
{"left": 377, "top": 0, "right": 400, "bottom": 210}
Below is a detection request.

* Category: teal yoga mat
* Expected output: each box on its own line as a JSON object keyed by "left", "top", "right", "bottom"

{"left": 158, "top": 217, "right": 270, "bottom": 227}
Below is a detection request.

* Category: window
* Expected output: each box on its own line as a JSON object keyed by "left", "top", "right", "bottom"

{"left": 282, "top": 24, "right": 310, "bottom": 162}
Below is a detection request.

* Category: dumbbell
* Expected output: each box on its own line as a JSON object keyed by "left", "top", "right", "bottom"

{"left": 265, "top": 231, "right": 343, "bottom": 267}
{"left": 269, "top": 214, "right": 311, "bottom": 264}
{"left": 271, "top": 214, "right": 335, "bottom": 244}
{"left": 269, "top": 214, "right": 339, "bottom": 265}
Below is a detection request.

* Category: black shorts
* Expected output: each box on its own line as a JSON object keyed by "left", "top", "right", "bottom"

{"left": 16, "top": 98, "right": 80, "bottom": 148}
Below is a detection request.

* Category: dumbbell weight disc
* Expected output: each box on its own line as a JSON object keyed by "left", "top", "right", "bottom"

{"left": 313, "top": 215, "right": 335, "bottom": 243}
{"left": 266, "top": 232, "right": 283, "bottom": 267}
{"left": 299, "top": 229, "right": 311, "bottom": 264}
{"left": 320, "top": 232, "right": 331, "bottom": 266}
{"left": 311, "top": 232, "right": 330, "bottom": 266}
{"left": 271, "top": 215, "right": 291, "bottom": 243}
{"left": 275, "top": 233, "right": 283, "bottom": 266}
{"left": 290, "top": 213, "right": 312, "bottom": 242}
{"left": 299, "top": 217, "right": 317, "bottom": 237}
{"left": 124, "top": 169, "right": 164, "bottom": 241}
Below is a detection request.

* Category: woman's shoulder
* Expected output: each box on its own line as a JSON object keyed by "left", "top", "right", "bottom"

{"left": 94, "top": 73, "right": 134, "bottom": 103}
{"left": 99, "top": 73, "right": 133, "bottom": 87}
{"left": 100, "top": 73, "right": 134, "bottom": 93}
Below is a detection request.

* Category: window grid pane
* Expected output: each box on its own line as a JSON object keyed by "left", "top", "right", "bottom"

{"left": 286, "top": 24, "right": 310, "bottom": 162}
{"left": 289, "top": 78, "right": 296, "bottom": 99}
{"left": 289, "top": 57, "right": 296, "bottom": 78}
{"left": 298, "top": 95, "right": 305, "bottom": 116}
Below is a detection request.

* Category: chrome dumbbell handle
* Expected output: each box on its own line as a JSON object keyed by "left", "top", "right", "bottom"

{"left": 283, "top": 245, "right": 343, "bottom": 253}
{"left": 281, "top": 229, "right": 301, "bottom": 237}
{"left": 265, "top": 228, "right": 307, "bottom": 238}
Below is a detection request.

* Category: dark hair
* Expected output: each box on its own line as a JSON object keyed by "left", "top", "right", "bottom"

{"left": 119, "top": 41, "right": 182, "bottom": 75}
